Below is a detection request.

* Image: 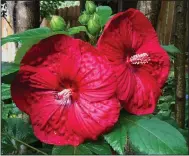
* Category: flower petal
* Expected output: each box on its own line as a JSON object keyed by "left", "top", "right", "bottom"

{"left": 67, "top": 97, "right": 120, "bottom": 140}
{"left": 97, "top": 8, "right": 160, "bottom": 61}
{"left": 123, "top": 68, "right": 161, "bottom": 115}
{"left": 76, "top": 48, "right": 117, "bottom": 102}
{"left": 114, "top": 64, "right": 136, "bottom": 102}
{"left": 11, "top": 73, "right": 31, "bottom": 114}
{"left": 29, "top": 92, "right": 84, "bottom": 146}
{"left": 20, "top": 35, "right": 81, "bottom": 74}
{"left": 11, "top": 66, "right": 59, "bottom": 114}
{"left": 97, "top": 10, "right": 134, "bottom": 64}
{"left": 136, "top": 42, "right": 170, "bottom": 88}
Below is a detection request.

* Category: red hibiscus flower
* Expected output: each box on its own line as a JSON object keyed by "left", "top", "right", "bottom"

{"left": 97, "top": 8, "right": 170, "bottom": 115}
{"left": 11, "top": 34, "right": 120, "bottom": 146}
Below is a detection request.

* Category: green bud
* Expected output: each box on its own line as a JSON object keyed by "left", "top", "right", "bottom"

{"left": 92, "top": 13, "right": 100, "bottom": 23}
{"left": 85, "top": 1, "right": 96, "bottom": 14}
{"left": 50, "top": 15, "right": 66, "bottom": 31}
{"left": 79, "top": 12, "right": 90, "bottom": 25}
{"left": 87, "top": 18, "right": 101, "bottom": 36}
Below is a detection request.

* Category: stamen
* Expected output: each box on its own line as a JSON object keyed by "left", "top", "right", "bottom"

{"left": 58, "top": 89, "right": 72, "bottom": 105}
{"left": 130, "top": 53, "right": 150, "bottom": 65}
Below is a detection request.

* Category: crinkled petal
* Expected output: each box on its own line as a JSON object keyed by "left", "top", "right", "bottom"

{"left": 97, "top": 8, "right": 158, "bottom": 57}
{"left": 76, "top": 48, "right": 117, "bottom": 102}
{"left": 11, "top": 73, "right": 31, "bottom": 114}
{"left": 123, "top": 68, "right": 161, "bottom": 115}
{"left": 136, "top": 42, "right": 170, "bottom": 88}
{"left": 58, "top": 54, "right": 81, "bottom": 81}
{"left": 11, "top": 66, "right": 59, "bottom": 114}
{"left": 114, "top": 64, "right": 136, "bottom": 102}
{"left": 20, "top": 34, "right": 81, "bottom": 75}
{"left": 67, "top": 97, "right": 120, "bottom": 140}
{"left": 29, "top": 92, "right": 84, "bottom": 146}
{"left": 97, "top": 10, "right": 134, "bottom": 64}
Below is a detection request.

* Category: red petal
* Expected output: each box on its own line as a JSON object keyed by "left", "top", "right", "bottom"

{"left": 11, "top": 73, "right": 31, "bottom": 114}
{"left": 29, "top": 93, "right": 84, "bottom": 146}
{"left": 67, "top": 97, "right": 120, "bottom": 140}
{"left": 58, "top": 53, "right": 81, "bottom": 81}
{"left": 76, "top": 50, "right": 117, "bottom": 102}
{"left": 97, "top": 8, "right": 160, "bottom": 59}
{"left": 97, "top": 10, "right": 134, "bottom": 64}
{"left": 11, "top": 67, "right": 59, "bottom": 114}
{"left": 136, "top": 42, "right": 170, "bottom": 88}
{"left": 114, "top": 64, "right": 136, "bottom": 102}
{"left": 123, "top": 69, "right": 161, "bottom": 115}
{"left": 21, "top": 35, "right": 81, "bottom": 72}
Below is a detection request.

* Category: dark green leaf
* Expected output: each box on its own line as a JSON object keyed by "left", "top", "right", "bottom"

{"left": 104, "top": 121, "right": 128, "bottom": 154}
{"left": 4, "top": 118, "right": 37, "bottom": 144}
{"left": 52, "top": 144, "right": 93, "bottom": 155}
{"left": 52, "top": 139, "right": 112, "bottom": 155}
{"left": 2, "top": 83, "right": 11, "bottom": 100}
{"left": 84, "top": 141, "right": 112, "bottom": 155}
{"left": 1, "top": 62, "right": 19, "bottom": 77}
{"left": 121, "top": 114, "right": 188, "bottom": 154}
{"left": 96, "top": 6, "right": 112, "bottom": 27}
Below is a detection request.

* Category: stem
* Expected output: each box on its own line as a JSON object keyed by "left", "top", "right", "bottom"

{"left": 2, "top": 133, "right": 48, "bottom": 155}
{"left": 89, "top": 35, "right": 97, "bottom": 46}
{"left": 74, "top": 146, "right": 77, "bottom": 155}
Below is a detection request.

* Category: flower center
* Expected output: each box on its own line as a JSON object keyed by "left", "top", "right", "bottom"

{"left": 130, "top": 53, "right": 150, "bottom": 65}
{"left": 57, "top": 89, "right": 72, "bottom": 105}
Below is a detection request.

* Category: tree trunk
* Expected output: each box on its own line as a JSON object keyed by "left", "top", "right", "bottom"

{"left": 137, "top": 0, "right": 161, "bottom": 29}
{"left": 7, "top": 0, "right": 40, "bottom": 34}
{"left": 173, "top": 0, "right": 187, "bottom": 128}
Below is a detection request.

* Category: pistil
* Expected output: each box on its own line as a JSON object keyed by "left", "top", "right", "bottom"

{"left": 130, "top": 53, "right": 150, "bottom": 65}
{"left": 58, "top": 89, "right": 72, "bottom": 105}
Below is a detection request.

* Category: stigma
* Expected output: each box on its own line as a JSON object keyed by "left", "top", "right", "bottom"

{"left": 130, "top": 53, "right": 150, "bottom": 65}
{"left": 57, "top": 89, "right": 72, "bottom": 105}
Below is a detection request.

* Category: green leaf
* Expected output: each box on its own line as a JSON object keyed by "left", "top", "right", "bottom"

{"left": 2, "top": 83, "right": 11, "bottom": 100}
{"left": 84, "top": 141, "right": 112, "bottom": 155}
{"left": 3, "top": 118, "right": 37, "bottom": 144}
{"left": 121, "top": 114, "right": 188, "bottom": 154}
{"left": 52, "top": 140, "right": 112, "bottom": 155}
{"left": 1, "top": 62, "right": 19, "bottom": 77}
{"left": 1, "top": 27, "right": 52, "bottom": 45}
{"left": 162, "top": 44, "right": 181, "bottom": 56}
{"left": 2, "top": 118, "right": 37, "bottom": 154}
{"left": 96, "top": 6, "right": 112, "bottom": 27}
{"left": 104, "top": 121, "right": 128, "bottom": 154}
{"left": 14, "top": 38, "right": 41, "bottom": 64}
{"left": 52, "top": 145, "right": 93, "bottom": 155}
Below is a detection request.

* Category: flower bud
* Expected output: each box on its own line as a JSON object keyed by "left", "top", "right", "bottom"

{"left": 92, "top": 13, "right": 100, "bottom": 23}
{"left": 87, "top": 18, "right": 101, "bottom": 35}
{"left": 79, "top": 12, "right": 90, "bottom": 25}
{"left": 85, "top": 1, "right": 96, "bottom": 14}
{"left": 50, "top": 15, "right": 66, "bottom": 31}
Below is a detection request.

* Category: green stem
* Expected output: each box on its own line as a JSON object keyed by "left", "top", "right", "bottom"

{"left": 74, "top": 146, "right": 77, "bottom": 155}
{"left": 2, "top": 133, "right": 48, "bottom": 155}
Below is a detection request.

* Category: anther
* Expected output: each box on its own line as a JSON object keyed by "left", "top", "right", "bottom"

{"left": 130, "top": 53, "right": 150, "bottom": 65}
{"left": 58, "top": 89, "right": 72, "bottom": 105}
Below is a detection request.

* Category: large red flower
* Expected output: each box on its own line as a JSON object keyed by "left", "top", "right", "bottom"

{"left": 11, "top": 34, "right": 120, "bottom": 146}
{"left": 97, "top": 8, "right": 170, "bottom": 115}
